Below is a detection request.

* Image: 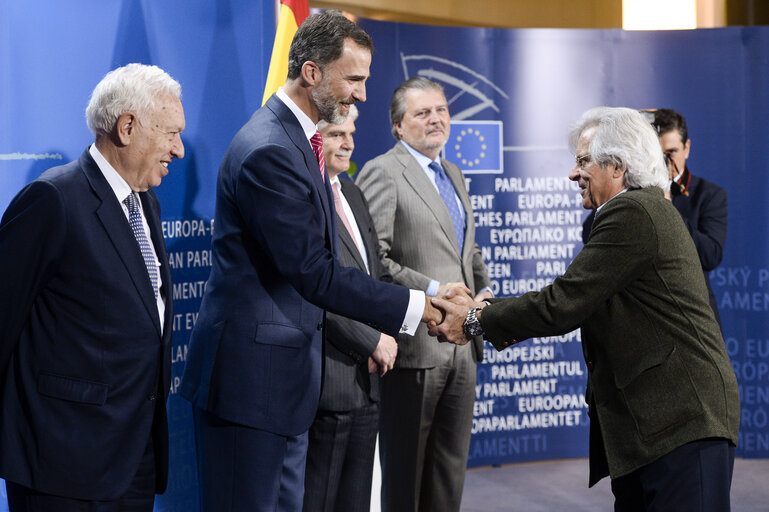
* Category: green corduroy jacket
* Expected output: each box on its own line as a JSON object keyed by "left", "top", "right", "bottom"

{"left": 481, "top": 187, "right": 740, "bottom": 485}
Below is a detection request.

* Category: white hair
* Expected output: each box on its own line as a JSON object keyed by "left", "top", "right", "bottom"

{"left": 317, "top": 104, "right": 359, "bottom": 133}
{"left": 85, "top": 63, "right": 181, "bottom": 137}
{"left": 569, "top": 107, "right": 668, "bottom": 190}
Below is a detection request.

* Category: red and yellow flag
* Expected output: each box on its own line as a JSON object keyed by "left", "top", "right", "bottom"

{"left": 262, "top": 0, "right": 310, "bottom": 105}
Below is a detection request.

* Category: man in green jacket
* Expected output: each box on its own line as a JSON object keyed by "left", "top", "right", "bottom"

{"left": 431, "top": 107, "right": 740, "bottom": 511}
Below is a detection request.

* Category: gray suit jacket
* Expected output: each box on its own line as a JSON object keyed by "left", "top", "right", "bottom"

{"left": 481, "top": 187, "right": 740, "bottom": 484}
{"left": 320, "top": 178, "right": 388, "bottom": 411}
{"left": 357, "top": 141, "right": 491, "bottom": 367}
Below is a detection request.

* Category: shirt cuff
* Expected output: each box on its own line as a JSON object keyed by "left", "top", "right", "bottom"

{"left": 426, "top": 280, "right": 440, "bottom": 297}
{"left": 400, "top": 289, "right": 425, "bottom": 336}
{"left": 478, "top": 286, "right": 493, "bottom": 298}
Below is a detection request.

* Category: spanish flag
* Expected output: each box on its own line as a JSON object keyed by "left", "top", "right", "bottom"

{"left": 262, "top": 0, "right": 310, "bottom": 105}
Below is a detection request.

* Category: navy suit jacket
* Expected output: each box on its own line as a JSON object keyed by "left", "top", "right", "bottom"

{"left": 0, "top": 150, "right": 173, "bottom": 500}
{"left": 320, "top": 178, "right": 389, "bottom": 412}
{"left": 671, "top": 170, "right": 727, "bottom": 325}
{"left": 180, "top": 95, "right": 410, "bottom": 436}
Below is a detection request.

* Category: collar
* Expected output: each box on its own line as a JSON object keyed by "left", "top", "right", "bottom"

{"left": 89, "top": 144, "right": 134, "bottom": 204}
{"left": 276, "top": 87, "right": 317, "bottom": 141}
{"left": 670, "top": 166, "right": 691, "bottom": 196}
{"left": 400, "top": 140, "right": 441, "bottom": 170}
{"left": 595, "top": 188, "right": 629, "bottom": 214}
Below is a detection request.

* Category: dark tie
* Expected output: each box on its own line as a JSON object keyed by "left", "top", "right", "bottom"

{"left": 310, "top": 130, "right": 325, "bottom": 182}
{"left": 429, "top": 161, "right": 465, "bottom": 253}
{"left": 123, "top": 192, "right": 159, "bottom": 297}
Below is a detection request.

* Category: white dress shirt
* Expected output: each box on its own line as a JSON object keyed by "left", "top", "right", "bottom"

{"left": 89, "top": 144, "right": 165, "bottom": 333}
{"left": 330, "top": 175, "right": 369, "bottom": 274}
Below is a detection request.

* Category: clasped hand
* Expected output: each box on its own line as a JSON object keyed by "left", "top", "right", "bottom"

{"left": 420, "top": 283, "right": 487, "bottom": 345}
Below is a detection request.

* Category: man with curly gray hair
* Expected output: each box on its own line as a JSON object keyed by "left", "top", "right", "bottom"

{"left": 0, "top": 63, "right": 184, "bottom": 512}
{"left": 431, "top": 107, "right": 740, "bottom": 511}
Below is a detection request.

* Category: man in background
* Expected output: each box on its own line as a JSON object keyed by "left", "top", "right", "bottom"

{"left": 652, "top": 108, "right": 727, "bottom": 327}
{"left": 356, "top": 77, "right": 492, "bottom": 512}
{"left": 181, "top": 12, "right": 443, "bottom": 512}
{"left": 303, "top": 105, "right": 396, "bottom": 512}
{"left": 0, "top": 63, "right": 183, "bottom": 511}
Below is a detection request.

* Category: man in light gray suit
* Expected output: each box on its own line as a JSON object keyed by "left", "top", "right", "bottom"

{"left": 356, "top": 77, "right": 492, "bottom": 512}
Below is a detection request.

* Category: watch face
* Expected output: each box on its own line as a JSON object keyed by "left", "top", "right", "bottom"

{"left": 464, "top": 321, "right": 483, "bottom": 337}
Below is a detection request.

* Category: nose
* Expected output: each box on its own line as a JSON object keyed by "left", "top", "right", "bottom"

{"left": 568, "top": 165, "right": 580, "bottom": 182}
{"left": 172, "top": 134, "right": 185, "bottom": 160}
{"left": 342, "top": 134, "right": 355, "bottom": 151}
{"left": 352, "top": 81, "right": 366, "bottom": 103}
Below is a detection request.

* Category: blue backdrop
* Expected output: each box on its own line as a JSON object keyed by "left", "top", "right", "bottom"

{"left": 353, "top": 19, "right": 769, "bottom": 468}
{"left": 1, "top": 2, "right": 767, "bottom": 510}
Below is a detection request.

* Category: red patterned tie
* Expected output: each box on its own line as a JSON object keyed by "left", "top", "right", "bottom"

{"left": 310, "top": 130, "right": 325, "bottom": 182}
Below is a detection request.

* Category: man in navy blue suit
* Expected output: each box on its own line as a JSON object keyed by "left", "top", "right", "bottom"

{"left": 180, "top": 11, "right": 444, "bottom": 512}
{"left": 0, "top": 63, "right": 184, "bottom": 511}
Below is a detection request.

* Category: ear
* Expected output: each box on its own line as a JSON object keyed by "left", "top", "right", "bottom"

{"left": 395, "top": 122, "right": 403, "bottom": 140}
{"left": 300, "top": 61, "right": 323, "bottom": 87}
{"left": 683, "top": 138, "right": 691, "bottom": 159}
{"left": 115, "top": 111, "right": 138, "bottom": 146}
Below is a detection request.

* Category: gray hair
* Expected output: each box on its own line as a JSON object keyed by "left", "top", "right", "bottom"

{"left": 389, "top": 77, "right": 445, "bottom": 140}
{"left": 568, "top": 107, "right": 668, "bottom": 190}
{"left": 317, "top": 104, "right": 359, "bottom": 132}
{"left": 86, "top": 63, "right": 181, "bottom": 137}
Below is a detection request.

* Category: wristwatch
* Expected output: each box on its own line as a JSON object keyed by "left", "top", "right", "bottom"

{"left": 463, "top": 306, "right": 484, "bottom": 337}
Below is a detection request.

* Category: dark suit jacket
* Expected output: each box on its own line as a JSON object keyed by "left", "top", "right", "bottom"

{"left": 672, "top": 170, "right": 727, "bottom": 325}
{"left": 180, "top": 95, "right": 410, "bottom": 437}
{"left": 582, "top": 169, "right": 727, "bottom": 325}
{"left": 321, "top": 178, "right": 388, "bottom": 411}
{"left": 0, "top": 150, "right": 173, "bottom": 500}
{"left": 482, "top": 188, "right": 739, "bottom": 485}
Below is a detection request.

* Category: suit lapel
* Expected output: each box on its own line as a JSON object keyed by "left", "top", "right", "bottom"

{"left": 396, "top": 144, "right": 461, "bottom": 256}
{"left": 80, "top": 151, "right": 162, "bottom": 335}
{"left": 335, "top": 215, "right": 367, "bottom": 271}
{"left": 337, "top": 179, "right": 369, "bottom": 272}
{"left": 266, "top": 96, "right": 337, "bottom": 253}
{"left": 141, "top": 190, "right": 170, "bottom": 337}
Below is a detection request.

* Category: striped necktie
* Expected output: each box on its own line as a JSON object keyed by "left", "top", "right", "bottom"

{"left": 310, "top": 130, "right": 325, "bottom": 182}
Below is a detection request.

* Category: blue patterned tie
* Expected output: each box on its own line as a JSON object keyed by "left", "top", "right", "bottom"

{"left": 429, "top": 161, "right": 465, "bottom": 253}
{"left": 123, "top": 192, "right": 159, "bottom": 298}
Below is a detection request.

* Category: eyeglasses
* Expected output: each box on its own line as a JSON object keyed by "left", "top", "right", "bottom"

{"left": 575, "top": 154, "right": 592, "bottom": 170}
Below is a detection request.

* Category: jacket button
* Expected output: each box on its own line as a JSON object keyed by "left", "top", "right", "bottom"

{"left": 586, "top": 361, "right": 594, "bottom": 371}
{"left": 148, "top": 392, "right": 157, "bottom": 401}
{"left": 317, "top": 322, "right": 323, "bottom": 330}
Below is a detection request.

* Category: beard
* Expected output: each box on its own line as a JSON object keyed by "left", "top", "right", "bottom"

{"left": 312, "top": 80, "right": 350, "bottom": 125}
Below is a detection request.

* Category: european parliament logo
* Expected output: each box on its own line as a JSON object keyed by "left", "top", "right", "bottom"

{"left": 444, "top": 121, "right": 503, "bottom": 174}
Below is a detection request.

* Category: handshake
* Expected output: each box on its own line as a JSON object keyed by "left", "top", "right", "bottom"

{"left": 421, "top": 282, "right": 492, "bottom": 345}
